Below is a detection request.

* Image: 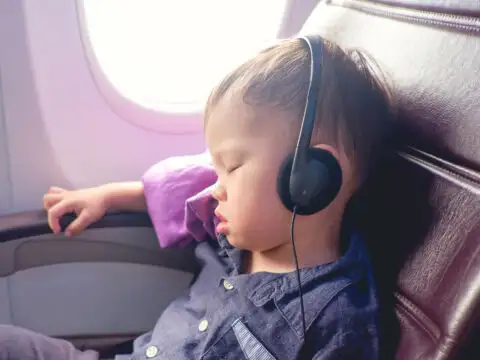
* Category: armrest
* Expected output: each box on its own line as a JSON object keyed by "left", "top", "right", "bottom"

{"left": 0, "top": 210, "right": 153, "bottom": 243}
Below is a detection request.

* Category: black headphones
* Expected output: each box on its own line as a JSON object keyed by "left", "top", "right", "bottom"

{"left": 277, "top": 35, "right": 343, "bottom": 216}
{"left": 276, "top": 35, "right": 344, "bottom": 340}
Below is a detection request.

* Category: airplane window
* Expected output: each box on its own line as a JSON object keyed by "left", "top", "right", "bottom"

{"left": 81, "top": 0, "right": 287, "bottom": 113}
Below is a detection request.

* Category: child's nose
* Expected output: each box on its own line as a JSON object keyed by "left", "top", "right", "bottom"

{"left": 211, "top": 182, "right": 227, "bottom": 202}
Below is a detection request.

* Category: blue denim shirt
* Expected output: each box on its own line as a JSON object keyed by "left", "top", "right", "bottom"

{"left": 118, "top": 230, "right": 379, "bottom": 360}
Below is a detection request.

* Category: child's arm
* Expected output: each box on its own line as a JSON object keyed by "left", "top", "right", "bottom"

{"left": 44, "top": 152, "right": 217, "bottom": 244}
{"left": 102, "top": 181, "right": 147, "bottom": 212}
{"left": 43, "top": 182, "right": 147, "bottom": 236}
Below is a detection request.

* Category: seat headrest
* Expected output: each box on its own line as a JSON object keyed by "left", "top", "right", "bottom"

{"left": 299, "top": 1, "right": 480, "bottom": 359}
{"left": 374, "top": 0, "right": 480, "bottom": 15}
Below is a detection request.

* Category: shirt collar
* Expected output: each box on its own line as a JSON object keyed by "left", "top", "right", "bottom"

{"left": 218, "top": 232, "right": 371, "bottom": 338}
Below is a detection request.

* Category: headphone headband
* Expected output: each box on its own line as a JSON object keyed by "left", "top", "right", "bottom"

{"left": 289, "top": 35, "right": 325, "bottom": 204}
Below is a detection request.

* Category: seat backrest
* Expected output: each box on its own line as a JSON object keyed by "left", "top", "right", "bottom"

{"left": 301, "top": 1, "right": 480, "bottom": 359}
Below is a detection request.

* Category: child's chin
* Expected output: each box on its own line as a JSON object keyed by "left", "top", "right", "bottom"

{"left": 225, "top": 235, "right": 252, "bottom": 251}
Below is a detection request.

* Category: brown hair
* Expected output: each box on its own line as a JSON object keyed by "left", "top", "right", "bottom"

{"left": 204, "top": 37, "right": 394, "bottom": 182}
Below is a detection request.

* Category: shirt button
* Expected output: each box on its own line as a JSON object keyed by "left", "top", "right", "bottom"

{"left": 199, "top": 319, "right": 209, "bottom": 332}
{"left": 145, "top": 345, "right": 158, "bottom": 358}
{"left": 223, "top": 279, "right": 234, "bottom": 291}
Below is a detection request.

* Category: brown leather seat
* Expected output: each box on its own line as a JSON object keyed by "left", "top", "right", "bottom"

{"left": 301, "top": 1, "right": 480, "bottom": 359}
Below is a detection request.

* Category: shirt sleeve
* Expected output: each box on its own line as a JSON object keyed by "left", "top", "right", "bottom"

{"left": 141, "top": 152, "right": 218, "bottom": 248}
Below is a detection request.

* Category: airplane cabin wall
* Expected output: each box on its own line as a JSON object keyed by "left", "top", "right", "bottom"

{"left": 0, "top": 0, "right": 318, "bottom": 216}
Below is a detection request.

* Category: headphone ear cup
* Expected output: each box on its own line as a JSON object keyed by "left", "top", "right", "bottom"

{"left": 277, "top": 148, "right": 343, "bottom": 215}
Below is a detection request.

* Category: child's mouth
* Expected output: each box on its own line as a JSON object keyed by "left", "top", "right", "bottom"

{"left": 215, "top": 210, "right": 228, "bottom": 234}
{"left": 216, "top": 222, "right": 229, "bottom": 234}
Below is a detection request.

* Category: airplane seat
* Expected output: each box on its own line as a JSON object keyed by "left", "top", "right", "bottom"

{"left": 301, "top": 1, "right": 480, "bottom": 359}
{"left": 1, "top": 1, "right": 479, "bottom": 358}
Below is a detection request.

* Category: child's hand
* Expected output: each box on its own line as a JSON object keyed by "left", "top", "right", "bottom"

{"left": 43, "top": 186, "right": 109, "bottom": 237}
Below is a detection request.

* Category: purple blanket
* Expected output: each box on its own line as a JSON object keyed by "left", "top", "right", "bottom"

{"left": 141, "top": 152, "right": 219, "bottom": 248}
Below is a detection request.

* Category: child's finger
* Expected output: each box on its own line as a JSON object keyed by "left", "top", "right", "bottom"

{"left": 64, "top": 211, "right": 94, "bottom": 237}
{"left": 47, "top": 186, "right": 66, "bottom": 194}
{"left": 47, "top": 200, "right": 75, "bottom": 234}
{"left": 43, "top": 193, "right": 63, "bottom": 211}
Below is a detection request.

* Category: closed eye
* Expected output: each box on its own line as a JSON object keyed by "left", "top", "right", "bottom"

{"left": 227, "top": 164, "right": 241, "bottom": 174}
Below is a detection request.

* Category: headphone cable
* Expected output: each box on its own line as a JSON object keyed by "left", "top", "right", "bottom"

{"left": 290, "top": 206, "right": 307, "bottom": 340}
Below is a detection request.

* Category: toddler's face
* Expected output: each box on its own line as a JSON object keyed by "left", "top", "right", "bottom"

{"left": 205, "top": 97, "right": 296, "bottom": 252}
